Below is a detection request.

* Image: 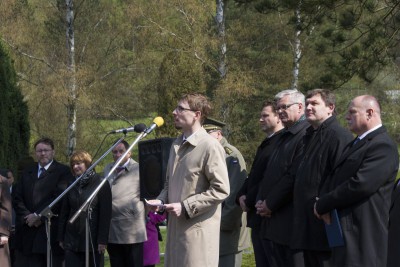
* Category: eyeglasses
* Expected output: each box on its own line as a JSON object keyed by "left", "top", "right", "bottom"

{"left": 175, "top": 105, "right": 196, "bottom": 113}
{"left": 35, "top": 149, "right": 53, "bottom": 154}
{"left": 276, "top": 103, "right": 300, "bottom": 111}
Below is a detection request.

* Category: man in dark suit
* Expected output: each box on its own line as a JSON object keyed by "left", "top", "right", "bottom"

{"left": 13, "top": 137, "right": 73, "bottom": 267}
{"left": 256, "top": 89, "right": 309, "bottom": 267}
{"left": 236, "top": 100, "right": 284, "bottom": 267}
{"left": 314, "top": 95, "right": 399, "bottom": 267}
{"left": 291, "top": 89, "right": 353, "bottom": 267}
{"left": 388, "top": 179, "right": 400, "bottom": 267}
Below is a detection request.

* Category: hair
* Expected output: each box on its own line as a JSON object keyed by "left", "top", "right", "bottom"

{"left": 262, "top": 100, "right": 278, "bottom": 114}
{"left": 306, "top": 89, "right": 336, "bottom": 106}
{"left": 113, "top": 139, "right": 130, "bottom": 150}
{"left": 70, "top": 150, "right": 92, "bottom": 170}
{"left": 180, "top": 93, "right": 211, "bottom": 123}
{"left": 275, "top": 89, "right": 305, "bottom": 106}
{"left": 34, "top": 137, "right": 54, "bottom": 150}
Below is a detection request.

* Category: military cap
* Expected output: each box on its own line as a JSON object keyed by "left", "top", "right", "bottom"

{"left": 203, "top": 117, "right": 226, "bottom": 132}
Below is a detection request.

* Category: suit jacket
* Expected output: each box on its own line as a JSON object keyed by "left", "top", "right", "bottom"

{"left": 12, "top": 160, "right": 73, "bottom": 255}
{"left": 317, "top": 126, "right": 399, "bottom": 267}
{"left": 291, "top": 116, "right": 353, "bottom": 251}
{"left": 104, "top": 158, "right": 147, "bottom": 244}
{"left": 387, "top": 180, "right": 400, "bottom": 267}
{"left": 236, "top": 129, "right": 284, "bottom": 229}
{"left": 0, "top": 178, "right": 12, "bottom": 267}
{"left": 258, "top": 119, "right": 309, "bottom": 245}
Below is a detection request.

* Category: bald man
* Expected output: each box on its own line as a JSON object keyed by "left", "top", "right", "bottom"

{"left": 314, "top": 95, "right": 399, "bottom": 267}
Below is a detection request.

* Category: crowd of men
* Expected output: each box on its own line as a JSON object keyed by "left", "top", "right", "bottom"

{"left": 0, "top": 89, "right": 399, "bottom": 267}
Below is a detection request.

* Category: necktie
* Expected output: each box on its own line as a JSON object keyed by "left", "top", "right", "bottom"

{"left": 352, "top": 137, "right": 361, "bottom": 146}
{"left": 38, "top": 167, "right": 46, "bottom": 178}
{"left": 116, "top": 166, "right": 125, "bottom": 173}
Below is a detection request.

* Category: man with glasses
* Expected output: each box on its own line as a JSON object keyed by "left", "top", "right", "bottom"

{"left": 103, "top": 140, "right": 147, "bottom": 267}
{"left": 147, "top": 93, "right": 230, "bottom": 267}
{"left": 256, "top": 89, "right": 309, "bottom": 267}
{"left": 13, "top": 137, "right": 73, "bottom": 267}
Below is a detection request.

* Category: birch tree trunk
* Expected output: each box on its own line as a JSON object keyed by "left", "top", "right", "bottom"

{"left": 216, "top": 0, "right": 227, "bottom": 78}
{"left": 66, "top": 0, "right": 77, "bottom": 157}
{"left": 292, "top": 0, "right": 302, "bottom": 90}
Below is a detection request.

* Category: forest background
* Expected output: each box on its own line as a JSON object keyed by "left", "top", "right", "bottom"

{"left": 1, "top": 0, "right": 400, "bottom": 176}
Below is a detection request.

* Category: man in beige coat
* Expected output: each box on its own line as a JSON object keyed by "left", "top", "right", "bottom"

{"left": 148, "top": 93, "right": 230, "bottom": 267}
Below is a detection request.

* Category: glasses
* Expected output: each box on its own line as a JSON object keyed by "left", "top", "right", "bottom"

{"left": 175, "top": 105, "right": 196, "bottom": 113}
{"left": 35, "top": 149, "right": 53, "bottom": 154}
{"left": 276, "top": 103, "right": 300, "bottom": 111}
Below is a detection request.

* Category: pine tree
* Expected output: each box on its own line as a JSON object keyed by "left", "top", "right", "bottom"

{"left": 0, "top": 39, "right": 30, "bottom": 177}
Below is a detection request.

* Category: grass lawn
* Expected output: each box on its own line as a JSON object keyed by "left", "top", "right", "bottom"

{"left": 104, "top": 227, "right": 256, "bottom": 267}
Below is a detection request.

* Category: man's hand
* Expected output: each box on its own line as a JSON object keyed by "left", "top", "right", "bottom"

{"left": 238, "top": 195, "right": 249, "bottom": 212}
{"left": 165, "top": 202, "right": 182, "bottom": 217}
{"left": 98, "top": 244, "right": 107, "bottom": 254}
{"left": 144, "top": 199, "right": 164, "bottom": 212}
{"left": 25, "top": 213, "right": 41, "bottom": 227}
{"left": 255, "top": 200, "right": 272, "bottom": 217}
{"left": 313, "top": 201, "right": 331, "bottom": 224}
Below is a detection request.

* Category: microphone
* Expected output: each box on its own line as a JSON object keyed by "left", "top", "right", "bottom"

{"left": 108, "top": 123, "right": 147, "bottom": 134}
{"left": 144, "top": 117, "right": 164, "bottom": 135}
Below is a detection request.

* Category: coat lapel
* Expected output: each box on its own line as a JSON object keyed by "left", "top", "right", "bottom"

{"left": 333, "top": 126, "right": 386, "bottom": 170}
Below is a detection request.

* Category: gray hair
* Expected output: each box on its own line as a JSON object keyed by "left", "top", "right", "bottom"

{"left": 275, "top": 89, "right": 305, "bottom": 106}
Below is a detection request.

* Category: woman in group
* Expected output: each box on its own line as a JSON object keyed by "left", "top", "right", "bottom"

{"left": 58, "top": 150, "right": 112, "bottom": 267}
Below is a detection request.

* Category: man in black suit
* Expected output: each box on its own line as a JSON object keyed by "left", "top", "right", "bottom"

{"left": 236, "top": 100, "right": 284, "bottom": 267}
{"left": 291, "top": 89, "right": 353, "bottom": 267}
{"left": 256, "top": 89, "right": 309, "bottom": 267}
{"left": 314, "top": 95, "right": 399, "bottom": 267}
{"left": 13, "top": 137, "right": 73, "bottom": 267}
{"left": 388, "top": 179, "right": 400, "bottom": 267}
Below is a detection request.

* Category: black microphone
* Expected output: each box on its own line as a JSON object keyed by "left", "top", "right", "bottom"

{"left": 108, "top": 123, "right": 147, "bottom": 134}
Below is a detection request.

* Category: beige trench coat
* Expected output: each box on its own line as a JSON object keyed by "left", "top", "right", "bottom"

{"left": 158, "top": 128, "right": 230, "bottom": 267}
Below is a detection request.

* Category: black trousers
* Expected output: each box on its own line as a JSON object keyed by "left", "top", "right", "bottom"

{"left": 265, "top": 241, "right": 295, "bottom": 267}
{"left": 107, "top": 242, "right": 144, "bottom": 267}
{"left": 65, "top": 249, "right": 104, "bottom": 267}
{"left": 252, "top": 225, "right": 271, "bottom": 267}
{"left": 293, "top": 250, "right": 332, "bottom": 267}
{"left": 13, "top": 249, "right": 64, "bottom": 267}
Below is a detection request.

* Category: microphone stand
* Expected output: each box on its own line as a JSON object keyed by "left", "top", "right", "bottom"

{"left": 69, "top": 130, "right": 149, "bottom": 224}
{"left": 69, "top": 120, "right": 161, "bottom": 267}
{"left": 38, "top": 137, "right": 125, "bottom": 267}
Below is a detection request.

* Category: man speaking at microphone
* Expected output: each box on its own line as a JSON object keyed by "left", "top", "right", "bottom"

{"left": 147, "top": 93, "right": 230, "bottom": 267}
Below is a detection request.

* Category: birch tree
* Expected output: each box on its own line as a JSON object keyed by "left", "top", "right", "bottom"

{"left": 216, "top": 0, "right": 227, "bottom": 78}
{"left": 66, "top": 0, "right": 77, "bottom": 157}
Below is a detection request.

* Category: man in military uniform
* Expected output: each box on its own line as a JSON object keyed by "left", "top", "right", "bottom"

{"left": 203, "top": 118, "right": 250, "bottom": 267}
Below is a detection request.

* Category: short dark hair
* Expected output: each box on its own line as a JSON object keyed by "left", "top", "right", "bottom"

{"left": 262, "top": 100, "right": 278, "bottom": 114}
{"left": 306, "top": 89, "right": 336, "bottom": 107}
{"left": 34, "top": 137, "right": 54, "bottom": 150}
{"left": 113, "top": 139, "right": 130, "bottom": 150}
{"left": 180, "top": 93, "right": 211, "bottom": 123}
